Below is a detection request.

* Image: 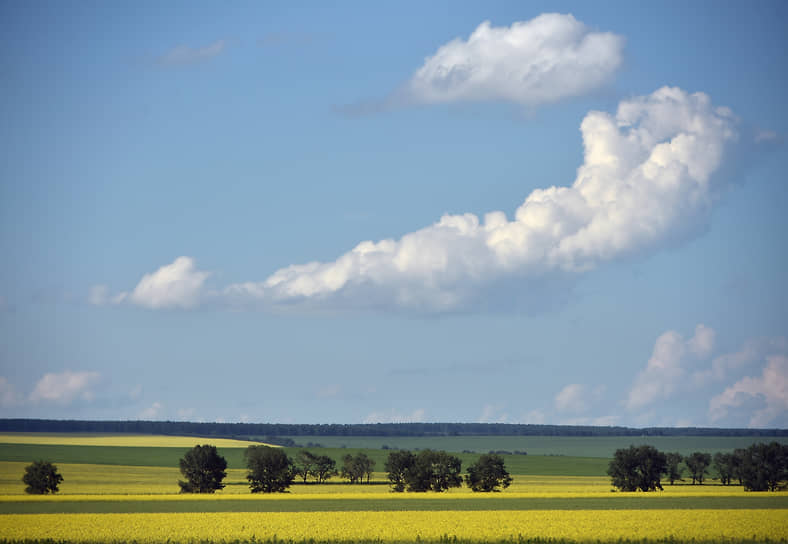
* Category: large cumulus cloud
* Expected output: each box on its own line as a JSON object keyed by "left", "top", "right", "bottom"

{"left": 222, "top": 87, "right": 737, "bottom": 312}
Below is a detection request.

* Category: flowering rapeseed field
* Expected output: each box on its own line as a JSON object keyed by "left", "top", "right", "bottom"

{"left": 0, "top": 510, "right": 785, "bottom": 543}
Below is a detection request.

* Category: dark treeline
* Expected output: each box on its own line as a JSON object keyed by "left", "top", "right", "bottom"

{"left": 1, "top": 419, "right": 785, "bottom": 438}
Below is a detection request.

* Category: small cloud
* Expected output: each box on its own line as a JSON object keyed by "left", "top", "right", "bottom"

{"left": 128, "top": 257, "right": 210, "bottom": 309}
{"left": 0, "top": 377, "right": 21, "bottom": 407}
{"left": 555, "top": 384, "right": 605, "bottom": 414}
{"left": 158, "top": 40, "right": 226, "bottom": 65}
{"left": 29, "top": 371, "right": 100, "bottom": 404}
{"left": 627, "top": 324, "right": 715, "bottom": 411}
{"left": 478, "top": 404, "right": 509, "bottom": 423}
{"left": 521, "top": 409, "right": 546, "bottom": 424}
{"left": 400, "top": 15, "right": 623, "bottom": 108}
{"left": 709, "top": 355, "right": 788, "bottom": 428}
{"left": 139, "top": 401, "right": 163, "bottom": 420}
{"left": 363, "top": 408, "right": 425, "bottom": 424}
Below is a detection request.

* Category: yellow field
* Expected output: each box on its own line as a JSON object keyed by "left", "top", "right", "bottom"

{"left": 1, "top": 462, "right": 764, "bottom": 497}
{"left": 0, "top": 510, "right": 785, "bottom": 542}
{"left": 0, "top": 433, "right": 272, "bottom": 448}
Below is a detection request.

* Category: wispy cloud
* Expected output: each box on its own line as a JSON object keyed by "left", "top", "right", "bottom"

{"left": 29, "top": 371, "right": 100, "bottom": 404}
{"left": 363, "top": 408, "right": 425, "bottom": 424}
{"left": 157, "top": 40, "right": 226, "bottom": 66}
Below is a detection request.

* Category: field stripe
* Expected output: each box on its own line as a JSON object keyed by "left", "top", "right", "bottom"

{"left": 2, "top": 495, "right": 787, "bottom": 514}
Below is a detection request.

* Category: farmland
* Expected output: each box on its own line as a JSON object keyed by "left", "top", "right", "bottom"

{"left": 0, "top": 433, "right": 786, "bottom": 543}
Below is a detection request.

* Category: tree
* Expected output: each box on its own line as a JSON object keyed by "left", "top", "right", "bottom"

{"left": 341, "top": 452, "right": 375, "bottom": 484}
{"left": 245, "top": 445, "right": 294, "bottom": 493}
{"left": 294, "top": 450, "right": 318, "bottom": 483}
{"left": 739, "top": 442, "right": 788, "bottom": 492}
{"left": 713, "top": 452, "right": 735, "bottom": 485}
{"left": 685, "top": 452, "right": 712, "bottom": 485}
{"left": 178, "top": 445, "right": 227, "bottom": 493}
{"left": 23, "top": 460, "right": 63, "bottom": 494}
{"left": 404, "top": 450, "right": 463, "bottom": 492}
{"left": 607, "top": 445, "right": 667, "bottom": 492}
{"left": 313, "top": 455, "right": 338, "bottom": 483}
{"left": 665, "top": 452, "right": 684, "bottom": 485}
{"left": 384, "top": 450, "right": 415, "bottom": 492}
{"left": 465, "top": 453, "right": 513, "bottom": 492}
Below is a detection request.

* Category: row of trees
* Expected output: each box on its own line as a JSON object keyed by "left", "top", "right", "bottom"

{"left": 608, "top": 442, "right": 788, "bottom": 492}
{"left": 177, "top": 445, "right": 512, "bottom": 493}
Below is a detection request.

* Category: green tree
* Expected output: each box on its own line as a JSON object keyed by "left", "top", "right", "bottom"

{"left": 245, "top": 445, "right": 294, "bottom": 493}
{"left": 739, "top": 442, "right": 788, "bottom": 492}
{"left": 665, "top": 452, "right": 684, "bottom": 485}
{"left": 384, "top": 450, "right": 415, "bottom": 492}
{"left": 465, "top": 453, "right": 513, "bottom": 492}
{"left": 294, "top": 450, "right": 318, "bottom": 483}
{"left": 404, "top": 450, "right": 463, "bottom": 492}
{"left": 177, "top": 445, "right": 227, "bottom": 493}
{"left": 713, "top": 452, "right": 735, "bottom": 485}
{"left": 22, "top": 460, "right": 63, "bottom": 494}
{"left": 607, "top": 445, "right": 667, "bottom": 492}
{"left": 341, "top": 452, "right": 375, "bottom": 484}
{"left": 312, "top": 455, "right": 338, "bottom": 483}
{"left": 685, "top": 452, "right": 712, "bottom": 485}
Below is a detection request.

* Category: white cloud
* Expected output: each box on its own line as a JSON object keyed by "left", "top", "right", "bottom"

{"left": 126, "top": 257, "right": 210, "bottom": 309}
{"left": 521, "top": 409, "right": 546, "bottom": 424}
{"left": 222, "top": 87, "right": 737, "bottom": 312}
{"left": 555, "top": 384, "right": 605, "bottom": 414}
{"left": 709, "top": 355, "right": 788, "bottom": 427}
{"left": 400, "top": 14, "right": 623, "bottom": 107}
{"left": 139, "top": 401, "right": 163, "bottom": 420}
{"left": 688, "top": 324, "right": 715, "bottom": 358}
{"left": 478, "top": 404, "right": 509, "bottom": 423}
{"left": 88, "top": 285, "right": 126, "bottom": 306}
{"left": 0, "top": 377, "right": 20, "bottom": 407}
{"left": 158, "top": 40, "right": 225, "bottom": 65}
{"left": 626, "top": 324, "right": 715, "bottom": 410}
{"left": 29, "top": 371, "right": 100, "bottom": 404}
{"left": 693, "top": 337, "right": 787, "bottom": 384}
{"left": 363, "top": 408, "right": 425, "bottom": 424}
{"left": 554, "top": 384, "right": 587, "bottom": 413}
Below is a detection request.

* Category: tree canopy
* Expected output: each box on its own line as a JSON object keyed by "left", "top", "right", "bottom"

{"left": 607, "top": 445, "right": 667, "bottom": 492}
{"left": 465, "top": 453, "right": 513, "bottom": 492}
{"left": 22, "top": 460, "right": 63, "bottom": 494}
{"left": 738, "top": 441, "right": 788, "bottom": 491}
{"left": 685, "top": 452, "right": 712, "bottom": 485}
{"left": 245, "top": 445, "right": 294, "bottom": 493}
{"left": 341, "top": 452, "right": 375, "bottom": 484}
{"left": 178, "top": 444, "right": 227, "bottom": 493}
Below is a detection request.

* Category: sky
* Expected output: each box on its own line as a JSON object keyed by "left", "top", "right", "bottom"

{"left": 1, "top": 0, "right": 787, "bottom": 428}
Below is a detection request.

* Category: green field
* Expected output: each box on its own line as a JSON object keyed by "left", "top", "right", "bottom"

{"left": 281, "top": 435, "right": 788, "bottom": 457}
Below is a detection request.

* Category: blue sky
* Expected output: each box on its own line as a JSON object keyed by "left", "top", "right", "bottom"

{"left": 1, "top": 1, "right": 786, "bottom": 427}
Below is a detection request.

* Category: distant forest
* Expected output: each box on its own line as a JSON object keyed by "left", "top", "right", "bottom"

{"left": 1, "top": 419, "right": 785, "bottom": 439}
